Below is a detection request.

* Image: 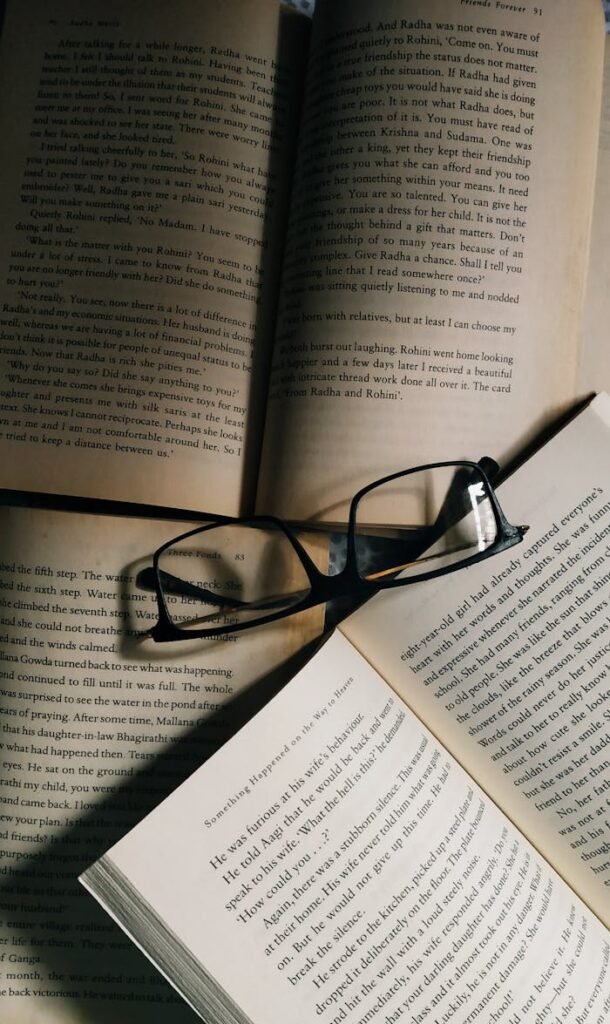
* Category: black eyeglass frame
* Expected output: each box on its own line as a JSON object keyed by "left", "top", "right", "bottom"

{"left": 147, "top": 459, "right": 527, "bottom": 642}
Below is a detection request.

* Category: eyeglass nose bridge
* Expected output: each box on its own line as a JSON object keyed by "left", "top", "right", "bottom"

{"left": 308, "top": 558, "right": 362, "bottom": 597}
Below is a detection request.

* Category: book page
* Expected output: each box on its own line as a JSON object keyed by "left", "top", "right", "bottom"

{"left": 83, "top": 632, "right": 610, "bottom": 1024}
{"left": 341, "top": 393, "right": 610, "bottom": 925}
{"left": 580, "top": 37, "right": 610, "bottom": 392}
{"left": 256, "top": 0, "right": 604, "bottom": 521}
{"left": 0, "top": 505, "right": 322, "bottom": 1024}
{"left": 0, "top": 0, "right": 308, "bottom": 515}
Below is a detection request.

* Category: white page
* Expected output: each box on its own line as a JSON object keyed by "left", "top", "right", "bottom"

{"left": 85, "top": 632, "right": 610, "bottom": 1024}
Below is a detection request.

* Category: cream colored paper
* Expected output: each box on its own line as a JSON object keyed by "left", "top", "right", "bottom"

{"left": 342, "top": 393, "right": 610, "bottom": 925}
{"left": 0, "top": 0, "right": 307, "bottom": 515}
{"left": 257, "top": 0, "right": 605, "bottom": 520}
{"left": 0, "top": 506, "right": 321, "bottom": 1023}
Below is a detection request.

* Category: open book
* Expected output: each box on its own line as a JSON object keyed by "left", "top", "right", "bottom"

{"left": 0, "top": 0, "right": 608, "bottom": 521}
{"left": 80, "top": 394, "right": 610, "bottom": 1022}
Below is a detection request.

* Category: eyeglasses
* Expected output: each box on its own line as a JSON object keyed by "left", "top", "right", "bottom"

{"left": 144, "top": 459, "right": 528, "bottom": 642}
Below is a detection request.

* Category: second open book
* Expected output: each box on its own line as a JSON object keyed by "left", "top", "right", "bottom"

{"left": 81, "top": 394, "right": 610, "bottom": 1021}
{"left": 0, "top": 0, "right": 609, "bottom": 521}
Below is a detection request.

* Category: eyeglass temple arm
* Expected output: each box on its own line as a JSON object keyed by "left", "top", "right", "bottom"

{"left": 365, "top": 539, "right": 480, "bottom": 581}
{"left": 137, "top": 566, "right": 249, "bottom": 609}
